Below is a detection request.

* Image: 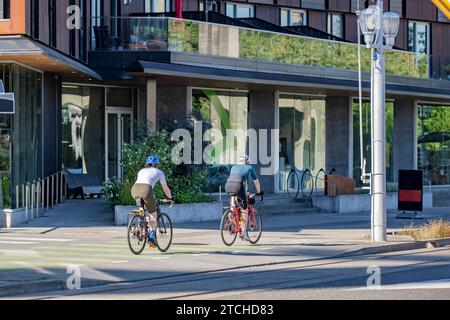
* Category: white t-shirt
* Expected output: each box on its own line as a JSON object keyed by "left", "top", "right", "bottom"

{"left": 135, "top": 167, "right": 167, "bottom": 188}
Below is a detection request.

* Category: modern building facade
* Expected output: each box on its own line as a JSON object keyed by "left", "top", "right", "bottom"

{"left": 0, "top": 0, "right": 449, "bottom": 208}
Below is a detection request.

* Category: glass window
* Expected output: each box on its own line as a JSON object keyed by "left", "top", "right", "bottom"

{"left": 280, "top": 9, "right": 289, "bottom": 27}
{"left": 281, "top": 9, "right": 307, "bottom": 27}
{"left": 352, "top": 99, "right": 394, "bottom": 186}
{"left": 278, "top": 95, "right": 325, "bottom": 191}
{"left": 0, "top": 64, "right": 42, "bottom": 208}
{"left": 192, "top": 89, "right": 248, "bottom": 166}
{"left": 226, "top": 3, "right": 254, "bottom": 18}
{"left": 106, "top": 87, "right": 134, "bottom": 108}
{"left": 0, "top": 0, "right": 10, "bottom": 19}
{"left": 418, "top": 105, "right": 450, "bottom": 186}
{"left": 62, "top": 85, "right": 105, "bottom": 181}
{"left": 145, "top": 0, "right": 171, "bottom": 13}
{"left": 327, "top": 13, "right": 344, "bottom": 38}
{"left": 408, "top": 21, "right": 429, "bottom": 55}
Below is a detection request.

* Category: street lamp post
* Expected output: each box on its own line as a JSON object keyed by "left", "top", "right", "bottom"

{"left": 358, "top": 1, "right": 400, "bottom": 242}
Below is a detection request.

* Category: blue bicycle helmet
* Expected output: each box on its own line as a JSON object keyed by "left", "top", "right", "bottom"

{"left": 146, "top": 155, "right": 159, "bottom": 167}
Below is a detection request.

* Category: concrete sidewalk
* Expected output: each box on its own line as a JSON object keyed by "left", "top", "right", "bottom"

{"left": 1, "top": 198, "right": 450, "bottom": 298}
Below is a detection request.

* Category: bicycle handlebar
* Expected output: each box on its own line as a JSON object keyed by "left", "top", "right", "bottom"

{"left": 256, "top": 191, "right": 265, "bottom": 201}
{"left": 159, "top": 199, "right": 175, "bottom": 208}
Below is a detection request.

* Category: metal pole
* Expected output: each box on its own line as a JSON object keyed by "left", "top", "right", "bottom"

{"left": 16, "top": 185, "right": 19, "bottom": 209}
{"left": 36, "top": 180, "right": 41, "bottom": 218}
{"left": 56, "top": 173, "right": 59, "bottom": 204}
{"left": 31, "top": 182, "right": 35, "bottom": 220}
{"left": 22, "top": 184, "right": 25, "bottom": 208}
{"left": 371, "top": 0, "right": 387, "bottom": 242}
{"left": 51, "top": 175, "right": 55, "bottom": 206}
{"left": 46, "top": 177, "right": 49, "bottom": 213}
{"left": 40, "top": 179, "right": 44, "bottom": 217}
{"left": 25, "top": 184, "right": 29, "bottom": 224}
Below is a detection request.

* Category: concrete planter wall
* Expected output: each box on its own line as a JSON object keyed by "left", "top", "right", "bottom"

{"left": 115, "top": 202, "right": 224, "bottom": 226}
{"left": 0, "top": 208, "right": 36, "bottom": 228}
{"left": 313, "top": 192, "right": 433, "bottom": 214}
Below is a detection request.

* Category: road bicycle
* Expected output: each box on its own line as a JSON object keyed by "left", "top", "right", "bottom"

{"left": 127, "top": 198, "right": 174, "bottom": 254}
{"left": 220, "top": 192, "right": 264, "bottom": 246}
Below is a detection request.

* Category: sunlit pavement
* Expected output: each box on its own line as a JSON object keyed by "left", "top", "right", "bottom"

{"left": 1, "top": 199, "right": 450, "bottom": 299}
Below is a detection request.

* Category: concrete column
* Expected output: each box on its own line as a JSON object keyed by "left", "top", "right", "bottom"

{"left": 146, "top": 79, "right": 157, "bottom": 132}
{"left": 393, "top": 99, "right": 416, "bottom": 182}
{"left": 325, "top": 96, "right": 351, "bottom": 177}
{"left": 248, "top": 91, "right": 278, "bottom": 193}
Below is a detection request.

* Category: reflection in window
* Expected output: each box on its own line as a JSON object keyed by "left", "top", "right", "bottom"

{"left": 327, "top": 13, "right": 344, "bottom": 38}
{"left": 226, "top": 2, "right": 254, "bottom": 18}
{"left": 145, "top": 0, "right": 171, "bottom": 13}
{"left": 278, "top": 95, "right": 326, "bottom": 191}
{"left": 192, "top": 89, "right": 248, "bottom": 165}
{"left": 418, "top": 105, "right": 450, "bottom": 186}
{"left": 408, "top": 21, "right": 429, "bottom": 55}
{"left": 280, "top": 9, "right": 307, "bottom": 27}
{"left": 0, "top": 63, "right": 42, "bottom": 208}
{"left": 0, "top": 0, "right": 10, "bottom": 19}
{"left": 353, "top": 100, "right": 394, "bottom": 186}
{"left": 61, "top": 85, "right": 105, "bottom": 181}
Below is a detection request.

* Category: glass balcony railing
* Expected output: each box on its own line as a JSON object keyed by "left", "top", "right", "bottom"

{"left": 90, "top": 17, "right": 450, "bottom": 81}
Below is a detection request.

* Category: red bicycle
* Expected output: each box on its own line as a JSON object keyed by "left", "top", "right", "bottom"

{"left": 220, "top": 192, "right": 264, "bottom": 246}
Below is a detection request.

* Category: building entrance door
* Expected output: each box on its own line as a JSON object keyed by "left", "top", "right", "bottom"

{"left": 105, "top": 107, "right": 133, "bottom": 179}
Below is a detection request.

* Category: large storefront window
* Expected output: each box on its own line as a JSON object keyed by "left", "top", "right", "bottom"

{"left": 62, "top": 84, "right": 105, "bottom": 181}
{"left": 192, "top": 89, "right": 248, "bottom": 165}
{"left": 62, "top": 85, "right": 136, "bottom": 182}
{"left": 279, "top": 95, "right": 326, "bottom": 191}
{"left": 352, "top": 99, "right": 394, "bottom": 186}
{"left": 418, "top": 105, "right": 450, "bottom": 185}
{"left": 0, "top": 63, "right": 42, "bottom": 208}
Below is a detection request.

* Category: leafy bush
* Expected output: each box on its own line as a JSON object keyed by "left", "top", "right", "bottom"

{"left": 104, "top": 129, "right": 208, "bottom": 206}
{"left": 102, "top": 177, "right": 135, "bottom": 207}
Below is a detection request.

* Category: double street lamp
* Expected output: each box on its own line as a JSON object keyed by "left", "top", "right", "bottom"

{"left": 357, "top": 1, "right": 400, "bottom": 242}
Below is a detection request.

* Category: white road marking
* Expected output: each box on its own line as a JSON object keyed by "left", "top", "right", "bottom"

{"left": 0, "top": 237, "right": 75, "bottom": 242}
{"left": 0, "top": 250, "right": 40, "bottom": 257}
{"left": 0, "top": 241, "right": 39, "bottom": 245}
{"left": 110, "top": 261, "right": 129, "bottom": 264}
{"left": 350, "top": 279, "right": 450, "bottom": 291}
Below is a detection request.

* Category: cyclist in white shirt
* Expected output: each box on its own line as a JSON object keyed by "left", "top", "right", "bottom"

{"left": 131, "top": 155, "right": 173, "bottom": 247}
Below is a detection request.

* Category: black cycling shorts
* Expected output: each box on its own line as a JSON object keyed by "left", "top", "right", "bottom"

{"left": 225, "top": 180, "right": 247, "bottom": 209}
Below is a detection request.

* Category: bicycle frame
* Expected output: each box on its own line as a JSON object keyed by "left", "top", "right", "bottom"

{"left": 227, "top": 196, "right": 258, "bottom": 234}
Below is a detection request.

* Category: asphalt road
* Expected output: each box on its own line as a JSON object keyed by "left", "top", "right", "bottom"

{"left": 11, "top": 247, "right": 450, "bottom": 300}
{"left": 2, "top": 199, "right": 450, "bottom": 300}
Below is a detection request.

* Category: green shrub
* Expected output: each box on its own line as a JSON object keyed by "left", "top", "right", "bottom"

{"left": 104, "top": 130, "right": 208, "bottom": 206}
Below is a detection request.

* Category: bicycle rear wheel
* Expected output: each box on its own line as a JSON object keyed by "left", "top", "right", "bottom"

{"left": 155, "top": 213, "right": 173, "bottom": 253}
{"left": 247, "top": 209, "right": 262, "bottom": 244}
{"left": 220, "top": 210, "right": 237, "bottom": 246}
{"left": 127, "top": 214, "right": 147, "bottom": 255}
{"left": 287, "top": 169, "right": 300, "bottom": 199}
{"left": 301, "top": 169, "right": 314, "bottom": 199}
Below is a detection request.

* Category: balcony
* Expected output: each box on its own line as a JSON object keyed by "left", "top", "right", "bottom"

{"left": 90, "top": 17, "right": 449, "bottom": 81}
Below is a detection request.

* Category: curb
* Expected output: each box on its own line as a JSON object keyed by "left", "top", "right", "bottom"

{"left": 0, "top": 280, "right": 66, "bottom": 298}
{"left": 335, "top": 237, "right": 450, "bottom": 258}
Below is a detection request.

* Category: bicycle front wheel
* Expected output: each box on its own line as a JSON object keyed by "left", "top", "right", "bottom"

{"left": 220, "top": 210, "right": 237, "bottom": 246}
{"left": 127, "top": 214, "right": 147, "bottom": 255}
{"left": 155, "top": 213, "right": 173, "bottom": 253}
{"left": 287, "top": 169, "right": 300, "bottom": 199}
{"left": 247, "top": 209, "right": 262, "bottom": 244}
